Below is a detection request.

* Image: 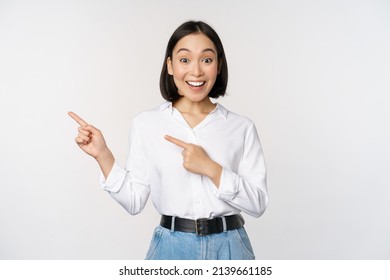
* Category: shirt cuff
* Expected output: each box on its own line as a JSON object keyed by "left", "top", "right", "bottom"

{"left": 99, "top": 161, "right": 127, "bottom": 193}
{"left": 216, "top": 168, "right": 239, "bottom": 200}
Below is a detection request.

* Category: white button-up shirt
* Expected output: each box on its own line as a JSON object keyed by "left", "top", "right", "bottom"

{"left": 100, "top": 102, "right": 268, "bottom": 219}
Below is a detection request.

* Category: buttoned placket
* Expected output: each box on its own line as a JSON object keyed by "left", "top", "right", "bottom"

{"left": 186, "top": 128, "right": 204, "bottom": 218}
{"left": 171, "top": 105, "right": 219, "bottom": 218}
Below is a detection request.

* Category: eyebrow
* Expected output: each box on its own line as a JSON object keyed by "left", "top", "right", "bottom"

{"left": 176, "top": 48, "right": 216, "bottom": 54}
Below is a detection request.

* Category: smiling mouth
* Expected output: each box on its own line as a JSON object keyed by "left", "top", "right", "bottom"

{"left": 186, "top": 81, "right": 205, "bottom": 87}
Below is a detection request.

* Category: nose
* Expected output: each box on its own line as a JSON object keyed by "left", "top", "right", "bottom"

{"left": 191, "top": 61, "right": 203, "bottom": 77}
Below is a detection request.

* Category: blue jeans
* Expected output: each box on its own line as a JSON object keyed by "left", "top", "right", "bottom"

{"left": 145, "top": 225, "right": 255, "bottom": 260}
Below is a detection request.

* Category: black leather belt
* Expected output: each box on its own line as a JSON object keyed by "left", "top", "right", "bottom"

{"left": 160, "top": 214, "right": 244, "bottom": 236}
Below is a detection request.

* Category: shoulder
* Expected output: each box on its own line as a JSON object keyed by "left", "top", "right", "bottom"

{"left": 217, "top": 103, "right": 255, "bottom": 128}
{"left": 132, "top": 102, "right": 171, "bottom": 124}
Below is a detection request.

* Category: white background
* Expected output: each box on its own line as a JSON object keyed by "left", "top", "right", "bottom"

{"left": 0, "top": 0, "right": 389, "bottom": 259}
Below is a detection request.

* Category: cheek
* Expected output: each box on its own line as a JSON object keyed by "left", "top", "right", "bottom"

{"left": 172, "top": 66, "right": 187, "bottom": 80}
{"left": 172, "top": 75, "right": 185, "bottom": 93}
{"left": 207, "top": 67, "right": 219, "bottom": 81}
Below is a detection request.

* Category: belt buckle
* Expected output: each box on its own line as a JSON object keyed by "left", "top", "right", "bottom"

{"left": 195, "top": 218, "right": 209, "bottom": 235}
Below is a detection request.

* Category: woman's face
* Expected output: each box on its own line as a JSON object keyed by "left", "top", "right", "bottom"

{"left": 167, "top": 33, "right": 219, "bottom": 103}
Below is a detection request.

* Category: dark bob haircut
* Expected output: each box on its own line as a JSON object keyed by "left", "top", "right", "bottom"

{"left": 160, "top": 21, "right": 228, "bottom": 102}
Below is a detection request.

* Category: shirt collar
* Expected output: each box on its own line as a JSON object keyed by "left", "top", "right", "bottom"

{"left": 158, "top": 101, "right": 172, "bottom": 112}
{"left": 159, "top": 101, "right": 228, "bottom": 120}
{"left": 215, "top": 103, "right": 228, "bottom": 119}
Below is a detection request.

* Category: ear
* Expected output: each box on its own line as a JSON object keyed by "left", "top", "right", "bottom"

{"left": 167, "top": 57, "right": 173, "bottom": 75}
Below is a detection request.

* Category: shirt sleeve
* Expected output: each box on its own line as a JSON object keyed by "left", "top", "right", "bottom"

{"left": 216, "top": 123, "right": 268, "bottom": 218}
{"left": 99, "top": 118, "right": 150, "bottom": 215}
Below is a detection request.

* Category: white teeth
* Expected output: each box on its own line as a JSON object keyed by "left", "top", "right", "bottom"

{"left": 187, "top": 81, "right": 205, "bottom": 87}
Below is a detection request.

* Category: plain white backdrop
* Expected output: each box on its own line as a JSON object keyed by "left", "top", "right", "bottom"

{"left": 0, "top": 0, "right": 389, "bottom": 259}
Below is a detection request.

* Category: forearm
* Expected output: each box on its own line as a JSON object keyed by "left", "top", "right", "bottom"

{"left": 96, "top": 148, "right": 115, "bottom": 179}
{"left": 206, "top": 160, "right": 223, "bottom": 188}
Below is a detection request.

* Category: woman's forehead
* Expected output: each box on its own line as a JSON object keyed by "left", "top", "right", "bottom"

{"left": 173, "top": 33, "right": 217, "bottom": 54}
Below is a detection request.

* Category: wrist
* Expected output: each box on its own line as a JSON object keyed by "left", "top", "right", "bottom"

{"left": 96, "top": 148, "right": 115, "bottom": 179}
{"left": 206, "top": 160, "right": 222, "bottom": 187}
{"left": 96, "top": 148, "right": 114, "bottom": 164}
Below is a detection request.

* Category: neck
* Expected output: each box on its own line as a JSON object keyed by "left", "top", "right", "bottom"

{"left": 173, "top": 97, "right": 215, "bottom": 114}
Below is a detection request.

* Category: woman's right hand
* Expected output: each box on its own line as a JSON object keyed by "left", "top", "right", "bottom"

{"left": 68, "top": 111, "right": 115, "bottom": 178}
{"left": 68, "top": 111, "right": 108, "bottom": 159}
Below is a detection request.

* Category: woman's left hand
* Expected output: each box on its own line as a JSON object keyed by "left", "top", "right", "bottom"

{"left": 164, "top": 135, "right": 222, "bottom": 187}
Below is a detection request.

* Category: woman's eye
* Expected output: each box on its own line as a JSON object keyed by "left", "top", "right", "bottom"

{"left": 203, "top": 58, "right": 213, "bottom": 63}
{"left": 180, "top": 58, "right": 189, "bottom": 63}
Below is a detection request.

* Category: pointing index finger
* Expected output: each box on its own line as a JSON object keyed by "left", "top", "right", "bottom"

{"left": 164, "top": 135, "right": 189, "bottom": 149}
{"left": 68, "top": 111, "right": 88, "bottom": 126}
